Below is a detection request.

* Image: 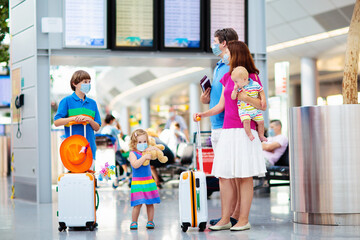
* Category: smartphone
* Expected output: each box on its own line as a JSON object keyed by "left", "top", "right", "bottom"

{"left": 200, "top": 75, "right": 211, "bottom": 92}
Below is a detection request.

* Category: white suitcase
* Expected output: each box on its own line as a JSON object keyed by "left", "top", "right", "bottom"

{"left": 179, "top": 120, "right": 208, "bottom": 232}
{"left": 179, "top": 170, "right": 208, "bottom": 232}
{"left": 57, "top": 173, "right": 98, "bottom": 231}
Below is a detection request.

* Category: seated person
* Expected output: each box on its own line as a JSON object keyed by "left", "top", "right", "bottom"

{"left": 100, "top": 114, "right": 129, "bottom": 183}
{"left": 165, "top": 106, "right": 190, "bottom": 141}
{"left": 146, "top": 128, "right": 175, "bottom": 188}
{"left": 262, "top": 120, "right": 288, "bottom": 167}
{"left": 159, "top": 121, "right": 187, "bottom": 158}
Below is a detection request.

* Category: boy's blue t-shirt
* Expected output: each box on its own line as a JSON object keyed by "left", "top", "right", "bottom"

{"left": 209, "top": 60, "right": 229, "bottom": 129}
{"left": 54, "top": 92, "right": 101, "bottom": 159}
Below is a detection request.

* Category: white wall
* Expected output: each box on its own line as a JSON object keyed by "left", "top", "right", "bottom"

{"left": 10, "top": 0, "right": 52, "bottom": 203}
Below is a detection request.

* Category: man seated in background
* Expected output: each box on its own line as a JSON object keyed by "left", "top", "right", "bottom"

{"left": 165, "top": 106, "right": 189, "bottom": 142}
{"left": 159, "top": 121, "right": 187, "bottom": 158}
{"left": 262, "top": 119, "right": 288, "bottom": 167}
{"left": 147, "top": 128, "right": 175, "bottom": 188}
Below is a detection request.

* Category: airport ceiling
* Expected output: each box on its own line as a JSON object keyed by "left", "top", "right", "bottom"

{"left": 266, "top": 0, "right": 355, "bottom": 81}
{"left": 50, "top": 0, "right": 356, "bottom": 110}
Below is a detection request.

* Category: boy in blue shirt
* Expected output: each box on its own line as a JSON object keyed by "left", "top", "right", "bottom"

{"left": 54, "top": 70, "right": 101, "bottom": 169}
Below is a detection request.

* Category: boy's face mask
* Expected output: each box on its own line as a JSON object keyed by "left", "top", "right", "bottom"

{"left": 80, "top": 83, "right": 91, "bottom": 94}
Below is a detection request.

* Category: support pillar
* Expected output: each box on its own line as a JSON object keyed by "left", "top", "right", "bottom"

{"left": 189, "top": 83, "right": 200, "bottom": 142}
{"left": 248, "top": 0, "right": 269, "bottom": 127}
{"left": 141, "top": 97, "right": 150, "bottom": 129}
{"left": 10, "top": 0, "right": 52, "bottom": 203}
{"left": 301, "top": 58, "right": 318, "bottom": 106}
{"left": 120, "top": 107, "right": 129, "bottom": 135}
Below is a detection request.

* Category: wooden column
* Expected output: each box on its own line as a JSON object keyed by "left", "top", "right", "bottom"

{"left": 343, "top": 0, "right": 360, "bottom": 104}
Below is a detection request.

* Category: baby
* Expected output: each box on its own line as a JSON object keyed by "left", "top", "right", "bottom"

{"left": 231, "top": 66, "right": 267, "bottom": 142}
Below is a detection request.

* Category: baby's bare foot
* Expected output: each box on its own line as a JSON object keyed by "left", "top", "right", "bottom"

{"left": 248, "top": 134, "right": 255, "bottom": 141}
{"left": 259, "top": 136, "right": 267, "bottom": 142}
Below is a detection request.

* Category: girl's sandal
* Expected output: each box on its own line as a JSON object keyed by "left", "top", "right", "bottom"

{"left": 146, "top": 221, "right": 155, "bottom": 229}
{"left": 130, "top": 222, "right": 138, "bottom": 230}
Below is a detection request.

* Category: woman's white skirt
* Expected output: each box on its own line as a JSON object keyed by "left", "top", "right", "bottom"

{"left": 211, "top": 128, "right": 266, "bottom": 178}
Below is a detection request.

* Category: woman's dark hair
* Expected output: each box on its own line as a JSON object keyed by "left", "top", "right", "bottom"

{"left": 70, "top": 70, "right": 91, "bottom": 91}
{"left": 228, "top": 41, "right": 259, "bottom": 75}
{"left": 104, "top": 114, "right": 115, "bottom": 124}
{"left": 214, "top": 28, "right": 238, "bottom": 44}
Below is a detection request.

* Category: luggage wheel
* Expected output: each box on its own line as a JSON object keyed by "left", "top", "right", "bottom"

{"left": 199, "top": 222, "right": 206, "bottom": 231}
{"left": 86, "top": 221, "right": 96, "bottom": 231}
{"left": 58, "top": 222, "right": 67, "bottom": 232}
{"left": 181, "top": 222, "right": 191, "bottom": 232}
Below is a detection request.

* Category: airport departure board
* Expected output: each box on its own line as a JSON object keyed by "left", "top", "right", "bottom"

{"left": 115, "top": 0, "right": 154, "bottom": 48}
{"left": 64, "top": 0, "right": 106, "bottom": 48}
{"left": 164, "top": 0, "right": 201, "bottom": 48}
{"left": 210, "top": 0, "right": 246, "bottom": 44}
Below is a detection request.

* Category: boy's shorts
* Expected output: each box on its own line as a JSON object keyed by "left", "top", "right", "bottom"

{"left": 238, "top": 109, "right": 264, "bottom": 122}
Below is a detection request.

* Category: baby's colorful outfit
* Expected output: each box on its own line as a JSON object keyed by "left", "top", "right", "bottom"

{"left": 130, "top": 151, "right": 160, "bottom": 207}
{"left": 237, "top": 79, "right": 264, "bottom": 122}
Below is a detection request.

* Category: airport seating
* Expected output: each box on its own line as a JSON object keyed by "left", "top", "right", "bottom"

{"left": 254, "top": 145, "right": 290, "bottom": 191}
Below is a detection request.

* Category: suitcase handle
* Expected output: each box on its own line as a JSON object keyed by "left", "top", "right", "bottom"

{"left": 67, "top": 121, "right": 88, "bottom": 126}
{"left": 196, "top": 120, "right": 204, "bottom": 172}
{"left": 67, "top": 121, "right": 88, "bottom": 138}
{"left": 196, "top": 189, "right": 200, "bottom": 211}
{"left": 95, "top": 190, "right": 99, "bottom": 210}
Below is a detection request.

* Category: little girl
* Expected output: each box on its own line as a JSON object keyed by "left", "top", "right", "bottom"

{"left": 231, "top": 66, "right": 267, "bottom": 142}
{"left": 129, "top": 129, "right": 160, "bottom": 230}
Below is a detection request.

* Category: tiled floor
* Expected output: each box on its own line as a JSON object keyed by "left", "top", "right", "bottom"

{"left": 1, "top": 177, "right": 360, "bottom": 240}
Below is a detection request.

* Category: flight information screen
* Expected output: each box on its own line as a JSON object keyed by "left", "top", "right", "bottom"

{"left": 210, "top": 0, "right": 246, "bottom": 44}
{"left": 64, "top": 0, "right": 106, "bottom": 48}
{"left": 164, "top": 0, "right": 201, "bottom": 48}
{"left": 115, "top": 0, "right": 154, "bottom": 47}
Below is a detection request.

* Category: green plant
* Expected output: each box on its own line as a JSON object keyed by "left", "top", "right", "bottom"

{"left": 0, "top": 0, "right": 9, "bottom": 69}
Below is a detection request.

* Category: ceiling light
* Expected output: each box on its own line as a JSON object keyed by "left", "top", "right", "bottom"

{"left": 267, "top": 27, "right": 349, "bottom": 53}
{"left": 108, "top": 67, "right": 205, "bottom": 109}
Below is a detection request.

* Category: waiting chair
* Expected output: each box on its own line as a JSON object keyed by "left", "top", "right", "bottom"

{"left": 254, "top": 145, "right": 290, "bottom": 191}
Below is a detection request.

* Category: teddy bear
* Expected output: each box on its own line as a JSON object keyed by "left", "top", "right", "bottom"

{"left": 142, "top": 136, "right": 168, "bottom": 166}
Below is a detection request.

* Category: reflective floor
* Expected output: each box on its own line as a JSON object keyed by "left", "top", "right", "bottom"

{"left": 1, "top": 177, "right": 360, "bottom": 240}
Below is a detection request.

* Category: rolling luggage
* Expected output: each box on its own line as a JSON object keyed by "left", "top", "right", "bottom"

{"left": 57, "top": 173, "right": 98, "bottom": 231}
{"left": 179, "top": 119, "right": 208, "bottom": 232}
{"left": 57, "top": 122, "right": 98, "bottom": 231}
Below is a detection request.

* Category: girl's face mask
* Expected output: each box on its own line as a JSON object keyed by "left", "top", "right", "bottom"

{"left": 137, "top": 143, "right": 148, "bottom": 152}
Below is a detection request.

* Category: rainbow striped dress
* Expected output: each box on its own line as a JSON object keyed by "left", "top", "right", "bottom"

{"left": 130, "top": 151, "right": 160, "bottom": 207}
